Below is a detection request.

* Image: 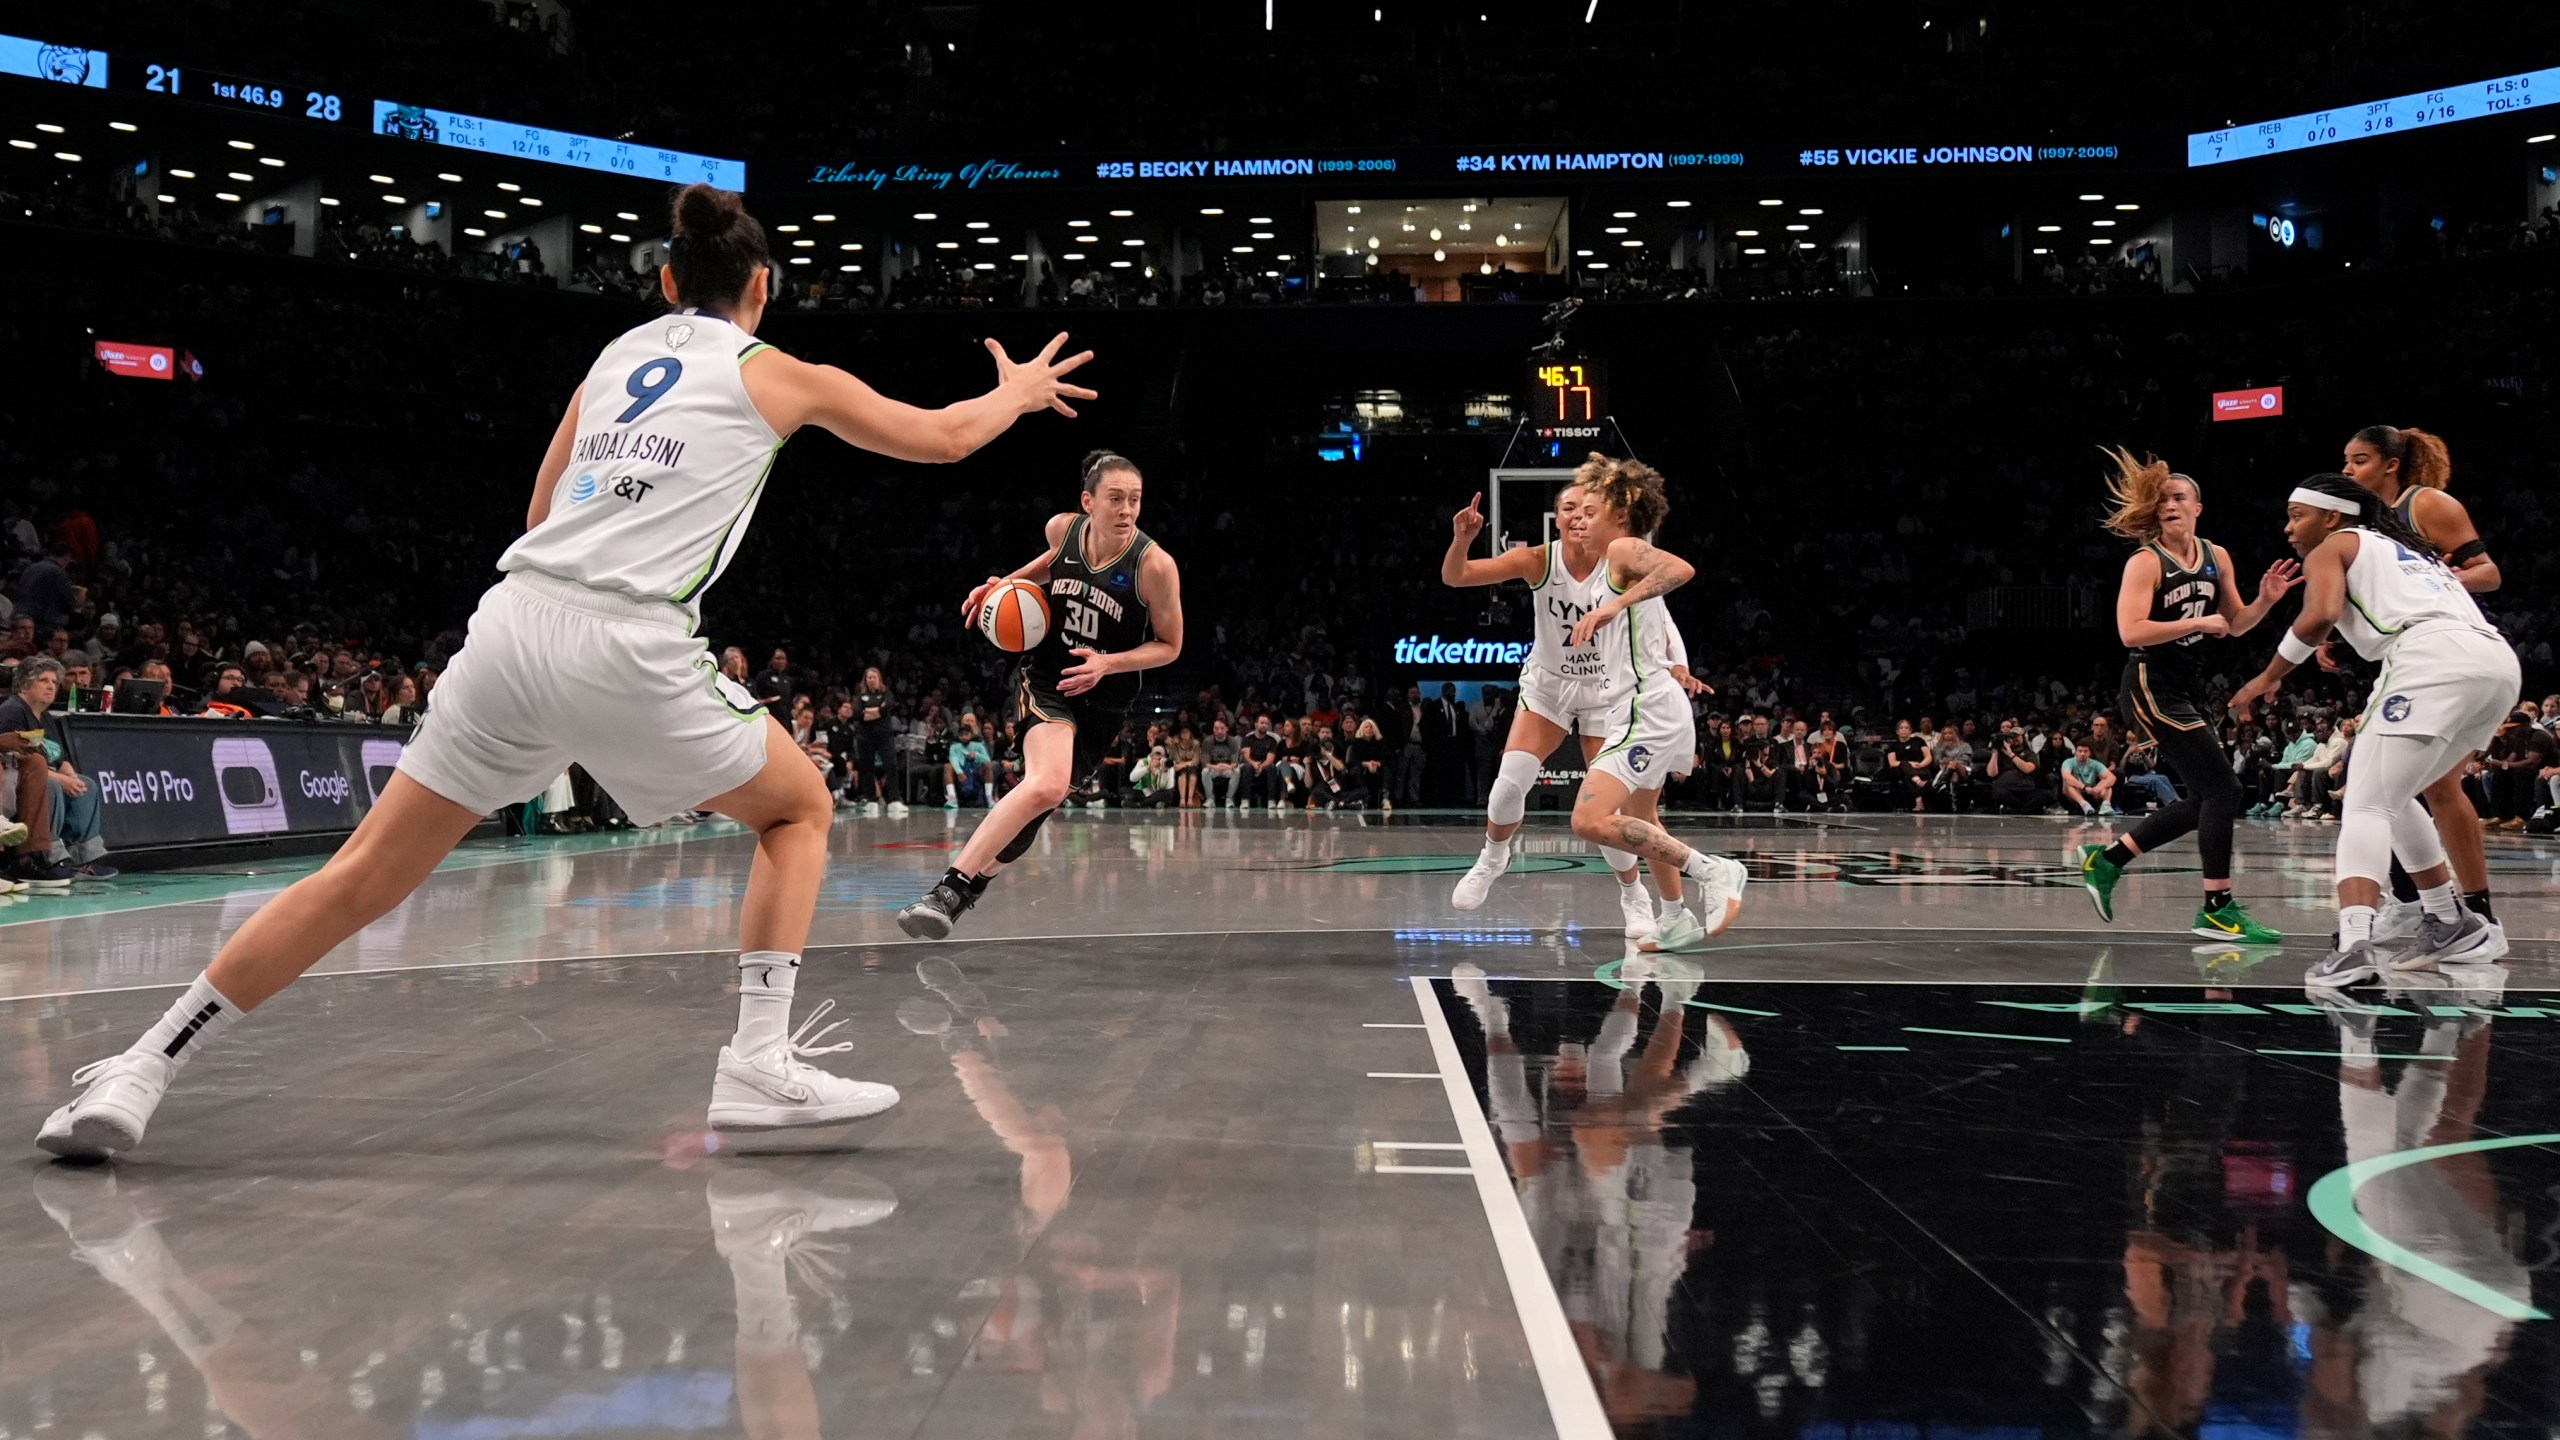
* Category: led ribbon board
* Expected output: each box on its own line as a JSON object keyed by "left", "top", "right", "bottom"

{"left": 2190, "top": 64, "right": 2555, "bottom": 166}
{"left": 372, "top": 100, "right": 745, "bottom": 189}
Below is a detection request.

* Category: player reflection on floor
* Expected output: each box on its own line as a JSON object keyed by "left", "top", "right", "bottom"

{"left": 1449, "top": 960, "right": 1749, "bottom": 1425}
{"left": 903, "top": 956, "right": 1179, "bottom": 1438}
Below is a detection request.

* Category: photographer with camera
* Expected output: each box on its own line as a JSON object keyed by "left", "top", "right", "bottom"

{"left": 1987, "top": 718, "right": 2044, "bottom": 813}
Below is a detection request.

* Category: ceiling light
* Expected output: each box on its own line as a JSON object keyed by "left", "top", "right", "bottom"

{"left": 775, "top": 223, "right": 800, "bottom": 232}
{"left": 37, "top": 124, "right": 65, "bottom": 135}
{"left": 1251, "top": 231, "right": 1275, "bottom": 240}
{"left": 1512, "top": 221, "right": 1523, "bottom": 230}
{"left": 608, "top": 233, "right": 630, "bottom": 242}
{"left": 438, "top": 172, "right": 462, "bottom": 182}
{"left": 1575, "top": 248, "right": 1593, "bottom": 256}
{"left": 1063, "top": 252, "right": 1085, "bottom": 260}
{"left": 1458, "top": 221, "right": 1471, "bottom": 231}
{"left": 483, "top": 209, "right": 506, "bottom": 218}
{"left": 2090, "top": 237, "right": 2111, "bottom": 245}
{"left": 1250, "top": 216, "right": 1272, "bottom": 224}
{"left": 1009, "top": 253, "right": 1028, "bottom": 261}
{"left": 579, "top": 223, "right": 602, "bottom": 233}
{"left": 1604, "top": 226, "right": 1627, "bottom": 234}
{"left": 1620, "top": 239, "right": 1642, "bottom": 247}
{"left": 227, "top": 138, "right": 252, "bottom": 149}
{"left": 1122, "top": 237, "right": 1146, "bottom": 247}
{"left": 839, "top": 264, "right": 861, "bottom": 272}
{"left": 1075, "top": 234, "right": 1099, "bottom": 244}
{"left": 497, "top": 182, "right": 520, "bottom": 192}
{"left": 53, "top": 152, "right": 80, "bottom": 162}
{"left": 1347, "top": 205, "right": 1361, "bottom": 214}
{"left": 1666, "top": 200, "right": 1691, "bottom": 208}
{"left": 976, "top": 235, "right": 1000, "bottom": 243}
{"left": 1480, "top": 260, "right": 1493, "bottom": 274}
{"left": 1798, "top": 207, "right": 1824, "bottom": 215}
{"left": 2079, "top": 193, "right": 2104, "bottom": 202}
{"left": 1401, "top": 222, "right": 1415, "bottom": 231}
{"left": 1069, "top": 218, "right": 1091, "bottom": 226}
{"left": 1109, "top": 208, "right": 1134, "bottom": 217}
{"left": 1586, "top": 262, "right": 1608, "bottom": 269}
{"left": 369, "top": 174, "right": 395, "bottom": 185}
{"left": 936, "top": 241, "right": 958, "bottom": 249}
{"left": 2531, "top": 133, "right": 2558, "bottom": 144}
{"left": 381, "top": 194, "right": 404, "bottom": 204}
{"left": 1200, "top": 207, "right": 1224, "bottom": 215}
{"left": 2093, "top": 219, "right": 2117, "bottom": 227}
{"left": 790, "top": 256, "right": 811, "bottom": 265}
{"left": 463, "top": 226, "right": 485, "bottom": 236}
{"left": 257, "top": 156, "right": 283, "bottom": 167}
{"left": 913, "top": 211, "right": 937, "bottom": 220}
{"left": 1276, "top": 253, "right": 1294, "bottom": 260}
{"left": 1432, "top": 247, "right": 1446, "bottom": 261}
{"left": 973, "top": 262, "right": 994, "bottom": 270}
{"left": 965, "top": 220, "right": 989, "bottom": 229}
{"left": 110, "top": 121, "right": 137, "bottom": 133}
{"left": 1235, "top": 245, "right": 1256, "bottom": 253}
{"left": 9, "top": 140, "right": 36, "bottom": 150}
{"left": 839, "top": 242, "right": 862, "bottom": 251}
{"left": 520, "top": 196, "right": 543, "bottom": 206}
{"left": 216, "top": 191, "right": 241, "bottom": 201}
{"left": 616, "top": 211, "right": 637, "bottom": 221}
{"left": 228, "top": 171, "right": 252, "bottom": 181}
{"left": 1494, "top": 234, "right": 1508, "bottom": 246}
{"left": 2036, "top": 224, "right": 2061, "bottom": 233}
{"left": 793, "top": 238, "right": 816, "bottom": 247}
{"left": 154, "top": 193, "right": 173, "bottom": 203}
{"left": 1785, "top": 223, "right": 1809, "bottom": 231}
{"left": 1734, "top": 229, "right": 1760, "bottom": 237}
{"left": 1367, "top": 235, "right": 1379, "bottom": 249}
{"left": 1758, "top": 198, "right": 1782, "bottom": 206}
{"left": 1743, "top": 246, "right": 1767, "bottom": 255}
{"left": 812, "top": 213, "right": 835, "bottom": 222}
{"left": 319, "top": 196, "right": 340, "bottom": 206}
{"left": 170, "top": 168, "right": 195, "bottom": 178}
{"left": 2114, "top": 203, "right": 2139, "bottom": 211}
{"left": 1111, "top": 259, "right": 1132, "bottom": 268}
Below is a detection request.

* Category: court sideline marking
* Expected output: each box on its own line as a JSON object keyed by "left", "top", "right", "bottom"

{"left": 1409, "top": 974, "right": 1612, "bottom": 1440}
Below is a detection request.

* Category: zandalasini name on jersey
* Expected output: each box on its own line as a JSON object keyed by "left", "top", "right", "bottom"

{"left": 571, "top": 430, "right": 688, "bottom": 467}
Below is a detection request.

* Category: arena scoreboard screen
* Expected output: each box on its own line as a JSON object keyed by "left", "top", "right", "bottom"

{"left": 1526, "top": 360, "right": 1610, "bottom": 430}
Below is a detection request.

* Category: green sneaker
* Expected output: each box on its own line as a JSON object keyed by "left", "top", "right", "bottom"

{"left": 2075, "top": 843, "right": 2121, "bottom": 923}
{"left": 2191, "top": 901, "right": 2281, "bottom": 944}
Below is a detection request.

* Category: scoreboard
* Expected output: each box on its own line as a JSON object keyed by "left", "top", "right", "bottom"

{"left": 1526, "top": 360, "right": 1610, "bottom": 429}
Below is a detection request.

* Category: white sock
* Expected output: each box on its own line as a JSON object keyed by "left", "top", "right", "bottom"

{"left": 1480, "top": 837, "right": 1512, "bottom": 864}
{"left": 2338, "top": 905, "right": 2377, "bottom": 947}
{"left": 131, "top": 975, "right": 243, "bottom": 1074}
{"left": 1656, "top": 895, "right": 1687, "bottom": 920}
{"left": 1679, "top": 847, "right": 1713, "bottom": 881}
{"left": 2418, "top": 882, "right": 2460, "bottom": 922}
{"left": 734, "top": 952, "right": 799, "bottom": 1053}
{"left": 944, "top": 782, "right": 956, "bottom": 801}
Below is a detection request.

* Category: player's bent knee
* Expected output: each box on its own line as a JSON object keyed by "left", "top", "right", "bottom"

{"left": 1487, "top": 749, "right": 1541, "bottom": 825}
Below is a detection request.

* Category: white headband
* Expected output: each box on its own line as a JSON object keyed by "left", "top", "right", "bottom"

{"left": 2288, "top": 487, "right": 2361, "bottom": 515}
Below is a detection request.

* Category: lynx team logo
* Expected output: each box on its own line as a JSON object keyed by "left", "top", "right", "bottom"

{"left": 664, "top": 322, "right": 694, "bottom": 349}
{"left": 1626, "top": 745, "right": 1654, "bottom": 774}
{"left": 2381, "top": 694, "right": 2412, "bottom": 723}
{"left": 38, "top": 45, "right": 94, "bottom": 85}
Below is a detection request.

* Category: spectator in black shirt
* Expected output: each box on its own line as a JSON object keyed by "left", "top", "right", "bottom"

{"left": 1987, "top": 719, "right": 2044, "bottom": 814}
{"left": 1241, "top": 714, "right": 1283, "bottom": 808}
{"left": 850, "top": 667, "right": 900, "bottom": 812}
{"left": 1887, "top": 719, "right": 1934, "bottom": 812}
{"left": 1097, "top": 722, "right": 1138, "bottom": 807}
{"left": 2482, "top": 710, "right": 2557, "bottom": 828}
{"left": 14, "top": 542, "right": 77, "bottom": 638}
{"left": 751, "top": 647, "right": 800, "bottom": 718}
{"left": 1202, "top": 719, "right": 1243, "bottom": 807}
{"left": 1345, "top": 716, "right": 1389, "bottom": 810}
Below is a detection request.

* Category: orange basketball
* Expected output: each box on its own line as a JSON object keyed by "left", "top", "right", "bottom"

{"left": 977, "top": 579, "right": 1051, "bottom": 653}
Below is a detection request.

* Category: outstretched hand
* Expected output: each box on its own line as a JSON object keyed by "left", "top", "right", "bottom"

{"left": 987, "top": 332, "right": 1098, "bottom": 417}
{"left": 2255, "top": 557, "right": 2302, "bottom": 607}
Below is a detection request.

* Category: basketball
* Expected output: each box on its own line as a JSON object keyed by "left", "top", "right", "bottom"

{"left": 976, "top": 579, "right": 1051, "bottom": 653}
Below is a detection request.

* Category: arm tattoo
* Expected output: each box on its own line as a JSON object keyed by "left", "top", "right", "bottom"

{"left": 1614, "top": 540, "right": 1692, "bottom": 608}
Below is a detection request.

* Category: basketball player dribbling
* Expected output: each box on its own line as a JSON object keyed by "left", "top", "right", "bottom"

{"left": 896, "top": 450, "right": 1185, "bottom": 939}
{"left": 35, "top": 183, "right": 1097, "bottom": 1158}
{"left": 1561, "top": 456, "right": 1749, "bottom": 952}
{"left": 1443, "top": 485, "right": 1707, "bottom": 943}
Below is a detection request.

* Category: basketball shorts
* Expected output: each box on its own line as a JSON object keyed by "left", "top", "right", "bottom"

{"left": 398, "top": 571, "right": 771, "bottom": 825}
{"left": 2359, "top": 623, "right": 2519, "bottom": 751}
{"left": 1589, "top": 687, "right": 1698, "bottom": 793}
{"left": 1516, "top": 665, "right": 1616, "bottom": 737}
{"left": 1011, "top": 670, "right": 1126, "bottom": 784}
{"left": 2120, "top": 657, "right": 2207, "bottom": 746}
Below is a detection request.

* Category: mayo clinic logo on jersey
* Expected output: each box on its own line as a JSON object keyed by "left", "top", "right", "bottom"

{"left": 1392, "top": 634, "right": 1532, "bottom": 667}
{"left": 1627, "top": 745, "right": 1654, "bottom": 774}
{"left": 664, "top": 322, "right": 695, "bottom": 349}
{"left": 567, "top": 473, "right": 601, "bottom": 505}
{"left": 2382, "top": 694, "right": 2412, "bottom": 723}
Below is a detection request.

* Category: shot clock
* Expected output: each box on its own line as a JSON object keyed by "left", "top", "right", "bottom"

{"left": 1526, "top": 360, "right": 1609, "bottom": 427}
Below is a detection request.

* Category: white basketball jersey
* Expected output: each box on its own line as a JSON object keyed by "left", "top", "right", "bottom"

{"left": 1524, "top": 541, "right": 1612, "bottom": 688}
{"left": 2334, "top": 526, "right": 2490, "bottom": 661}
{"left": 498, "top": 310, "right": 785, "bottom": 625}
{"left": 1600, "top": 586, "right": 1676, "bottom": 709}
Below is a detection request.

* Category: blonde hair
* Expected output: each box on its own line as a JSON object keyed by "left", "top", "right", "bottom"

{"left": 2099, "top": 447, "right": 2199, "bottom": 543}
{"left": 1571, "top": 453, "right": 1670, "bottom": 536}
{"left": 1354, "top": 717, "right": 1381, "bottom": 741}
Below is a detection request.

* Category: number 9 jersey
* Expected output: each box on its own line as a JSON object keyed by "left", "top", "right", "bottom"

{"left": 498, "top": 309, "right": 787, "bottom": 629}
{"left": 1025, "top": 514, "right": 1155, "bottom": 715}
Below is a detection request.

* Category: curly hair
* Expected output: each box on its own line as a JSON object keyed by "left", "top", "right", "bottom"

{"left": 2099, "top": 446, "right": 2200, "bottom": 543}
{"left": 2350, "top": 424, "right": 2452, "bottom": 493}
{"left": 1571, "top": 453, "right": 1669, "bottom": 536}
{"left": 2293, "top": 472, "right": 2439, "bottom": 560}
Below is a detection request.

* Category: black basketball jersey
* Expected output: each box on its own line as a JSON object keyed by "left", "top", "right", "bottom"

{"left": 2130, "top": 536, "right": 2220, "bottom": 674}
{"left": 1028, "top": 514, "right": 1154, "bottom": 710}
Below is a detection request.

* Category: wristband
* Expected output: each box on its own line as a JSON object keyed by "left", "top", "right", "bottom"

{"left": 2276, "top": 630, "right": 2315, "bottom": 666}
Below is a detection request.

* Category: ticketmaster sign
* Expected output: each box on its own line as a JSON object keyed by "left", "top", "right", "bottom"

{"left": 1393, "top": 634, "right": 1530, "bottom": 667}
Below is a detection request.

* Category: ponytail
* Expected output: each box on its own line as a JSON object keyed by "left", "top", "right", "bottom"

{"left": 2098, "top": 446, "right": 2195, "bottom": 542}
{"left": 2349, "top": 424, "right": 2453, "bottom": 493}
{"left": 665, "top": 182, "right": 768, "bottom": 311}
{"left": 1571, "top": 453, "right": 1670, "bottom": 536}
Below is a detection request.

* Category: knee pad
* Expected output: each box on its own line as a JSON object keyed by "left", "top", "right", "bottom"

{"left": 1487, "top": 749, "right": 1542, "bottom": 826}
{"left": 996, "top": 807, "right": 1056, "bottom": 865}
{"left": 1598, "top": 845, "right": 1639, "bottom": 874}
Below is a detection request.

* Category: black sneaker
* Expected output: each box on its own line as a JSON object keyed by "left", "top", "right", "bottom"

{"left": 896, "top": 878, "right": 978, "bottom": 940}
{"left": 73, "top": 861, "right": 120, "bottom": 881}
{"left": 11, "top": 857, "right": 75, "bottom": 890}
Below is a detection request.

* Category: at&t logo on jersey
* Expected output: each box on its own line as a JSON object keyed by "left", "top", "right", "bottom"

{"left": 2381, "top": 694, "right": 2412, "bottom": 723}
{"left": 567, "top": 473, "right": 601, "bottom": 505}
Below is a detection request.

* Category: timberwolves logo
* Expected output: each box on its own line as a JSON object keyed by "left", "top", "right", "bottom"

{"left": 664, "top": 322, "right": 695, "bottom": 349}
{"left": 38, "top": 45, "right": 93, "bottom": 85}
{"left": 1627, "top": 745, "right": 1654, "bottom": 774}
{"left": 567, "top": 473, "right": 600, "bottom": 505}
{"left": 2381, "top": 694, "right": 2412, "bottom": 723}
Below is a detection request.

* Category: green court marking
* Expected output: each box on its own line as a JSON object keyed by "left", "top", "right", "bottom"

{"left": 1901, "top": 1026, "right": 2071, "bottom": 1045}
{"left": 2257, "top": 1049, "right": 2455, "bottom": 1060}
{"left": 2307, "top": 1133, "right": 2560, "bottom": 1321}
{"left": 1684, "top": 999, "right": 1783, "bottom": 1017}
{"left": 1836, "top": 1045, "right": 1910, "bottom": 1052}
{"left": 0, "top": 821, "right": 745, "bottom": 928}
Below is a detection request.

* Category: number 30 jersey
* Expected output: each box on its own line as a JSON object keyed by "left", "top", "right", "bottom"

{"left": 498, "top": 309, "right": 787, "bottom": 627}
{"left": 1029, "top": 514, "right": 1155, "bottom": 712}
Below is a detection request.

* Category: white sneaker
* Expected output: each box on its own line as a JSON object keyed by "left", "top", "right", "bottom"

{"left": 1451, "top": 845, "right": 1510, "bottom": 911}
{"left": 1689, "top": 855, "right": 1749, "bottom": 936}
{"left": 1617, "top": 881, "right": 1659, "bottom": 943}
{"left": 886, "top": 801, "right": 910, "bottom": 817}
{"left": 707, "top": 1002, "right": 901, "bottom": 1132}
{"left": 2373, "top": 897, "right": 2425, "bottom": 942}
{"left": 706, "top": 1168, "right": 899, "bottom": 1261}
{"left": 862, "top": 801, "right": 882, "bottom": 817}
{"left": 1641, "top": 908, "right": 1705, "bottom": 953}
{"left": 36, "top": 1052, "right": 175, "bottom": 1159}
